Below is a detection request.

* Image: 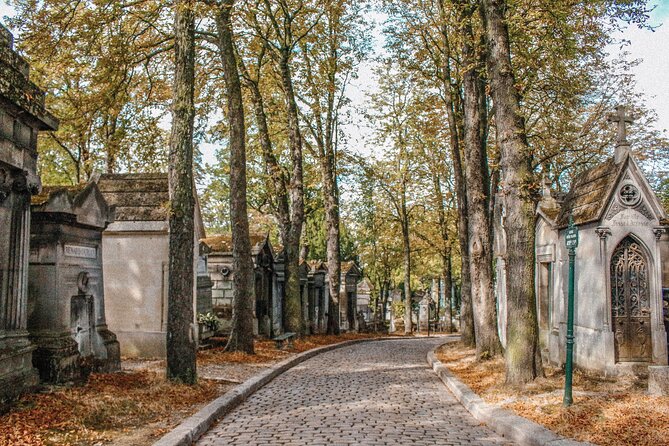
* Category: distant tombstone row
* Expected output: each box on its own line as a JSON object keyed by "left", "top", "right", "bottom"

{"left": 202, "top": 234, "right": 362, "bottom": 337}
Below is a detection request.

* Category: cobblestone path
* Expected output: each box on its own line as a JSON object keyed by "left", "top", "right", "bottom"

{"left": 198, "top": 337, "right": 512, "bottom": 445}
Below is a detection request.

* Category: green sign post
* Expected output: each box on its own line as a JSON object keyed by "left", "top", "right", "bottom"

{"left": 564, "top": 215, "right": 578, "bottom": 407}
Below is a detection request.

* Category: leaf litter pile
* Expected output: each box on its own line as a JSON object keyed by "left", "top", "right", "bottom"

{"left": 0, "top": 333, "right": 382, "bottom": 446}
{"left": 436, "top": 342, "right": 669, "bottom": 446}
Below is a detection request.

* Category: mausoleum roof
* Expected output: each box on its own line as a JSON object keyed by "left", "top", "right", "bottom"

{"left": 341, "top": 261, "right": 361, "bottom": 277}
{"left": 30, "top": 181, "right": 113, "bottom": 229}
{"left": 201, "top": 233, "right": 269, "bottom": 255}
{"left": 31, "top": 183, "right": 87, "bottom": 206}
{"left": 307, "top": 260, "right": 327, "bottom": 272}
{"left": 555, "top": 156, "right": 625, "bottom": 227}
{"left": 537, "top": 204, "right": 560, "bottom": 223}
{"left": 97, "top": 173, "right": 169, "bottom": 222}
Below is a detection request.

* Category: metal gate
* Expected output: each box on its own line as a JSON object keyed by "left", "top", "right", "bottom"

{"left": 611, "top": 236, "right": 651, "bottom": 362}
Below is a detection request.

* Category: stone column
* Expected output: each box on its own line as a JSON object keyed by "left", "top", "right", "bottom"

{"left": 596, "top": 227, "right": 612, "bottom": 330}
{"left": 0, "top": 23, "right": 58, "bottom": 405}
{"left": 653, "top": 227, "right": 668, "bottom": 365}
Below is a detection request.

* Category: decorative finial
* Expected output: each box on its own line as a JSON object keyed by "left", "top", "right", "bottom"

{"left": 607, "top": 105, "right": 633, "bottom": 164}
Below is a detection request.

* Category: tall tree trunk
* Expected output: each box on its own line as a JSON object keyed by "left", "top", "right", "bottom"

{"left": 376, "top": 281, "right": 385, "bottom": 329}
{"left": 481, "top": 0, "right": 542, "bottom": 383}
{"left": 216, "top": 0, "right": 255, "bottom": 354}
{"left": 166, "top": 0, "right": 197, "bottom": 384}
{"left": 381, "top": 282, "right": 390, "bottom": 328}
{"left": 279, "top": 51, "right": 306, "bottom": 335}
{"left": 460, "top": 2, "right": 502, "bottom": 359}
{"left": 437, "top": 4, "right": 474, "bottom": 345}
{"left": 241, "top": 71, "right": 291, "bottom": 241}
{"left": 324, "top": 158, "right": 341, "bottom": 335}
{"left": 442, "top": 252, "right": 453, "bottom": 332}
{"left": 401, "top": 185, "right": 412, "bottom": 335}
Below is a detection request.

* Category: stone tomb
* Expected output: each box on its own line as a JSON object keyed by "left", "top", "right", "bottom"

{"left": 307, "top": 260, "right": 328, "bottom": 333}
{"left": 29, "top": 182, "right": 121, "bottom": 382}
{"left": 96, "top": 173, "right": 207, "bottom": 358}
{"left": 204, "top": 234, "right": 277, "bottom": 337}
{"left": 0, "top": 24, "right": 58, "bottom": 404}
{"left": 496, "top": 106, "right": 669, "bottom": 376}
{"left": 339, "top": 261, "right": 361, "bottom": 332}
{"left": 356, "top": 277, "right": 373, "bottom": 323}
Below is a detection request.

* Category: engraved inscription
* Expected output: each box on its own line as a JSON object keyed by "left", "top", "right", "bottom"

{"left": 64, "top": 244, "right": 97, "bottom": 259}
{"left": 610, "top": 219, "right": 651, "bottom": 227}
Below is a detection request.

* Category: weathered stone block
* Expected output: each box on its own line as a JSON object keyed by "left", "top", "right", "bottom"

{"left": 648, "top": 366, "right": 669, "bottom": 396}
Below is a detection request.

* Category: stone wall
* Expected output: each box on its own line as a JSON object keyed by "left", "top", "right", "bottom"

{"left": 0, "top": 23, "right": 58, "bottom": 407}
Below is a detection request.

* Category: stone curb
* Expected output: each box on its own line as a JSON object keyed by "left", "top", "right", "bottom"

{"left": 153, "top": 336, "right": 404, "bottom": 446}
{"left": 427, "top": 345, "right": 592, "bottom": 446}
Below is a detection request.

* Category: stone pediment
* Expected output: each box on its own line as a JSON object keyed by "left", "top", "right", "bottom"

{"left": 341, "top": 260, "right": 361, "bottom": 277}
{"left": 31, "top": 181, "right": 114, "bottom": 229}
{"left": 602, "top": 156, "right": 666, "bottom": 226}
{"left": 556, "top": 154, "right": 667, "bottom": 228}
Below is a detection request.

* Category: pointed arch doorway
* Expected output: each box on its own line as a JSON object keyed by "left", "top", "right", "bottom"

{"left": 611, "top": 236, "right": 652, "bottom": 362}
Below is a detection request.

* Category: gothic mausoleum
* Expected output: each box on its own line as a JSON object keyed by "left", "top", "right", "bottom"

{"left": 497, "top": 106, "right": 669, "bottom": 376}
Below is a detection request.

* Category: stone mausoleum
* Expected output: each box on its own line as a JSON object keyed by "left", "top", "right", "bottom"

{"left": 340, "top": 261, "right": 361, "bottom": 332}
{"left": 0, "top": 25, "right": 58, "bottom": 404}
{"left": 96, "top": 173, "right": 208, "bottom": 358}
{"left": 29, "top": 181, "right": 121, "bottom": 382}
{"left": 203, "top": 234, "right": 277, "bottom": 337}
{"left": 496, "top": 106, "right": 669, "bottom": 376}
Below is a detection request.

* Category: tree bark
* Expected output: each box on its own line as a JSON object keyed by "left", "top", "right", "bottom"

{"left": 480, "top": 0, "right": 543, "bottom": 383}
{"left": 166, "top": 0, "right": 197, "bottom": 383}
{"left": 323, "top": 158, "right": 341, "bottom": 335}
{"left": 442, "top": 252, "right": 453, "bottom": 332}
{"left": 216, "top": 0, "right": 255, "bottom": 354}
{"left": 278, "top": 50, "right": 306, "bottom": 335}
{"left": 437, "top": 3, "right": 474, "bottom": 346}
{"left": 401, "top": 183, "right": 412, "bottom": 335}
{"left": 460, "top": 2, "right": 502, "bottom": 359}
{"left": 241, "top": 67, "right": 291, "bottom": 244}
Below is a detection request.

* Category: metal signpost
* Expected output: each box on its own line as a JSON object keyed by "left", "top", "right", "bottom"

{"left": 564, "top": 215, "right": 578, "bottom": 407}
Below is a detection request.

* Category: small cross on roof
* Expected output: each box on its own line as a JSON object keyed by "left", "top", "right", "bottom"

{"left": 607, "top": 105, "right": 633, "bottom": 147}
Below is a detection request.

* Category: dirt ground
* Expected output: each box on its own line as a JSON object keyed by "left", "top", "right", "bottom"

{"left": 435, "top": 341, "right": 669, "bottom": 446}
{"left": 0, "top": 333, "right": 383, "bottom": 446}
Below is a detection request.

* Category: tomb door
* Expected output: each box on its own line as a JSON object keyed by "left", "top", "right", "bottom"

{"left": 611, "top": 237, "right": 651, "bottom": 362}
{"left": 71, "top": 294, "right": 94, "bottom": 357}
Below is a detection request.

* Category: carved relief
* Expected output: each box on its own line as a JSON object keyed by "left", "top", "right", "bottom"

{"left": 595, "top": 227, "right": 611, "bottom": 240}
{"left": 606, "top": 201, "right": 625, "bottom": 220}
{"left": 635, "top": 201, "right": 654, "bottom": 220}
{"left": 619, "top": 183, "right": 641, "bottom": 206}
{"left": 0, "top": 168, "right": 10, "bottom": 202}
{"left": 606, "top": 180, "right": 655, "bottom": 222}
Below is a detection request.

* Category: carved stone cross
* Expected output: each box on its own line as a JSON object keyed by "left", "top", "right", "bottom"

{"left": 607, "top": 105, "right": 633, "bottom": 146}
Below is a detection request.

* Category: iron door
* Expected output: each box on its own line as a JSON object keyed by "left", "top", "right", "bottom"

{"left": 611, "top": 237, "right": 652, "bottom": 362}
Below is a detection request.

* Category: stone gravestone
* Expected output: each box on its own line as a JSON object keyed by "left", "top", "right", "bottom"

{"left": 28, "top": 182, "right": 120, "bottom": 383}
{"left": 0, "top": 24, "right": 58, "bottom": 405}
